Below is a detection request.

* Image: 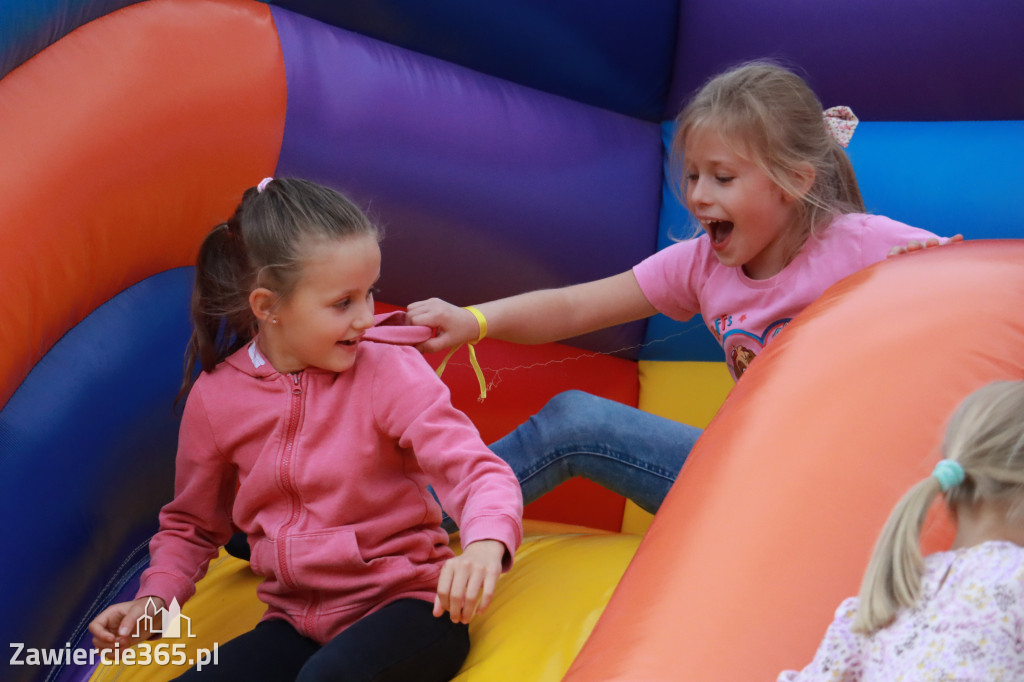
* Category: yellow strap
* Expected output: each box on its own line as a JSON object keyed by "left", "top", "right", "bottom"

{"left": 435, "top": 306, "right": 488, "bottom": 401}
{"left": 465, "top": 343, "right": 487, "bottom": 400}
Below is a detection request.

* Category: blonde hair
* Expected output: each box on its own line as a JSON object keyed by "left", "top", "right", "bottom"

{"left": 671, "top": 60, "right": 865, "bottom": 239}
{"left": 853, "top": 380, "right": 1024, "bottom": 633}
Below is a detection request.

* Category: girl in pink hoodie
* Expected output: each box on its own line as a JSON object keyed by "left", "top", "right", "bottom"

{"left": 89, "top": 178, "right": 523, "bottom": 681}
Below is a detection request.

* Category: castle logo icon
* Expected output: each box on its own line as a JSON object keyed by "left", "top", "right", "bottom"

{"left": 132, "top": 597, "right": 196, "bottom": 639}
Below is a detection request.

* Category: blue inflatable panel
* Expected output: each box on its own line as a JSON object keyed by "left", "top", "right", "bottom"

{"left": 269, "top": 0, "right": 679, "bottom": 121}
{"left": 852, "top": 121, "right": 1024, "bottom": 239}
{"left": 0, "top": 0, "right": 142, "bottom": 80}
{"left": 666, "top": 0, "right": 1024, "bottom": 121}
{"left": 0, "top": 268, "right": 191, "bottom": 670}
{"left": 272, "top": 6, "right": 662, "bottom": 357}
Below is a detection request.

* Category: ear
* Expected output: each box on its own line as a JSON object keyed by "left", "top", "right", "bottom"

{"left": 249, "top": 287, "right": 279, "bottom": 324}
{"left": 784, "top": 161, "right": 816, "bottom": 203}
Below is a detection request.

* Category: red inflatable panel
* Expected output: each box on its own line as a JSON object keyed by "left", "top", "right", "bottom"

{"left": 566, "top": 240, "right": 1024, "bottom": 680}
{"left": 437, "top": 339, "right": 638, "bottom": 531}
{"left": 0, "top": 0, "right": 285, "bottom": 408}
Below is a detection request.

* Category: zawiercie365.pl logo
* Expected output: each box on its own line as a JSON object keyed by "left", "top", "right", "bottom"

{"left": 9, "top": 597, "right": 219, "bottom": 672}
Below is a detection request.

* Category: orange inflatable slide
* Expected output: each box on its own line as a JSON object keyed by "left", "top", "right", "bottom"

{"left": 566, "top": 241, "right": 1024, "bottom": 680}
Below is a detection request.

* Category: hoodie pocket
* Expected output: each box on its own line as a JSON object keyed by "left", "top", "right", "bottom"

{"left": 254, "top": 529, "right": 434, "bottom": 601}
{"left": 250, "top": 530, "right": 370, "bottom": 588}
{"left": 284, "top": 529, "right": 399, "bottom": 592}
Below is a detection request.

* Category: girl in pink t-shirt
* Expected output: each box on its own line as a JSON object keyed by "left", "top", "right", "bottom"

{"left": 406, "top": 60, "right": 959, "bottom": 516}
{"left": 779, "top": 380, "right": 1024, "bottom": 681}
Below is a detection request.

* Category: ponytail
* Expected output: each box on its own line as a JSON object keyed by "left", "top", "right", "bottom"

{"left": 830, "top": 143, "right": 865, "bottom": 214}
{"left": 178, "top": 210, "right": 256, "bottom": 402}
{"left": 852, "top": 476, "right": 942, "bottom": 633}
{"left": 854, "top": 379, "right": 1024, "bottom": 634}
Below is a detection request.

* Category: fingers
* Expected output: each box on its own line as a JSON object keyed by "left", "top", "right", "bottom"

{"left": 90, "top": 597, "right": 164, "bottom": 652}
{"left": 433, "top": 562, "right": 454, "bottom": 618}
{"left": 407, "top": 299, "right": 451, "bottom": 354}
{"left": 407, "top": 299, "right": 480, "bottom": 354}
{"left": 440, "top": 561, "right": 485, "bottom": 624}
{"left": 89, "top": 606, "right": 126, "bottom": 649}
{"left": 476, "top": 568, "right": 500, "bottom": 615}
{"left": 434, "top": 541, "right": 506, "bottom": 624}
{"left": 415, "top": 334, "right": 456, "bottom": 355}
{"left": 889, "top": 234, "right": 964, "bottom": 258}
{"left": 435, "top": 558, "right": 476, "bottom": 623}
{"left": 90, "top": 604, "right": 139, "bottom": 651}
{"left": 404, "top": 298, "right": 447, "bottom": 327}
{"left": 119, "top": 598, "right": 157, "bottom": 638}
{"left": 433, "top": 560, "right": 483, "bottom": 624}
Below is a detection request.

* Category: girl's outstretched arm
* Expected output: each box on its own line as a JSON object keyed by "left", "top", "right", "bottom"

{"left": 406, "top": 270, "right": 658, "bottom": 354}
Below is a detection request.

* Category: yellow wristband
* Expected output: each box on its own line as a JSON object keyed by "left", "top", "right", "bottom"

{"left": 464, "top": 306, "right": 488, "bottom": 343}
{"left": 435, "top": 306, "right": 489, "bottom": 401}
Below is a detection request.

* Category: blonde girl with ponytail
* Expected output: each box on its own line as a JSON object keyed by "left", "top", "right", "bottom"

{"left": 780, "top": 380, "right": 1024, "bottom": 681}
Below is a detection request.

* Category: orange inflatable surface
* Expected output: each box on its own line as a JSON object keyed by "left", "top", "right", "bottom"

{"left": 0, "top": 0, "right": 285, "bottom": 406}
{"left": 566, "top": 240, "right": 1024, "bottom": 681}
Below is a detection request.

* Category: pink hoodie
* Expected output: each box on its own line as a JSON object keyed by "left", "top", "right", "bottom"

{"left": 137, "top": 317, "right": 523, "bottom": 644}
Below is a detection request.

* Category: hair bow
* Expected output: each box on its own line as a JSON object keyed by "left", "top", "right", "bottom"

{"left": 823, "top": 106, "right": 858, "bottom": 148}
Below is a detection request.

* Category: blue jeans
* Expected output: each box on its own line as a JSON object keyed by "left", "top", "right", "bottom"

{"left": 490, "top": 389, "right": 701, "bottom": 515}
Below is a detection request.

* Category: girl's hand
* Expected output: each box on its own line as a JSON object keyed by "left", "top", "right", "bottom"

{"left": 406, "top": 298, "right": 481, "bottom": 354}
{"left": 89, "top": 596, "right": 165, "bottom": 653}
{"left": 433, "top": 540, "right": 506, "bottom": 624}
{"left": 888, "top": 233, "right": 963, "bottom": 257}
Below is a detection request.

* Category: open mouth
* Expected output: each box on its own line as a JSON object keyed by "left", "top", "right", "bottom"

{"left": 337, "top": 338, "right": 359, "bottom": 346}
{"left": 705, "top": 220, "right": 734, "bottom": 246}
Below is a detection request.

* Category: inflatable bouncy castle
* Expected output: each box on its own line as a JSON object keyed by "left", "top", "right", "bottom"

{"left": 2, "top": 1, "right": 1022, "bottom": 680}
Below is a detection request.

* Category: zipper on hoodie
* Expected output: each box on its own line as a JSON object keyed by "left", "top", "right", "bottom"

{"left": 276, "top": 371, "right": 305, "bottom": 590}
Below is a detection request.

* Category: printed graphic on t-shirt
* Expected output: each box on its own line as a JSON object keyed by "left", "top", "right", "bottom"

{"left": 711, "top": 313, "right": 791, "bottom": 378}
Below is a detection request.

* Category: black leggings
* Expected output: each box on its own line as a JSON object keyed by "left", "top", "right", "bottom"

{"left": 174, "top": 599, "right": 469, "bottom": 681}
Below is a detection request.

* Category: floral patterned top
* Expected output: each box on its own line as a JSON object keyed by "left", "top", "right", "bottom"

{"left": 778, "top": 541, "right": 1024, "bottom": 681}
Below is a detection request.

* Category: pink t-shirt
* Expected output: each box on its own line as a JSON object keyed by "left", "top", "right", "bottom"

{"left": 778, "top": 542, "right": 1024, "bottom": 681}
{"left": 632, "top": 213, "right": 937, "bottom": 380}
